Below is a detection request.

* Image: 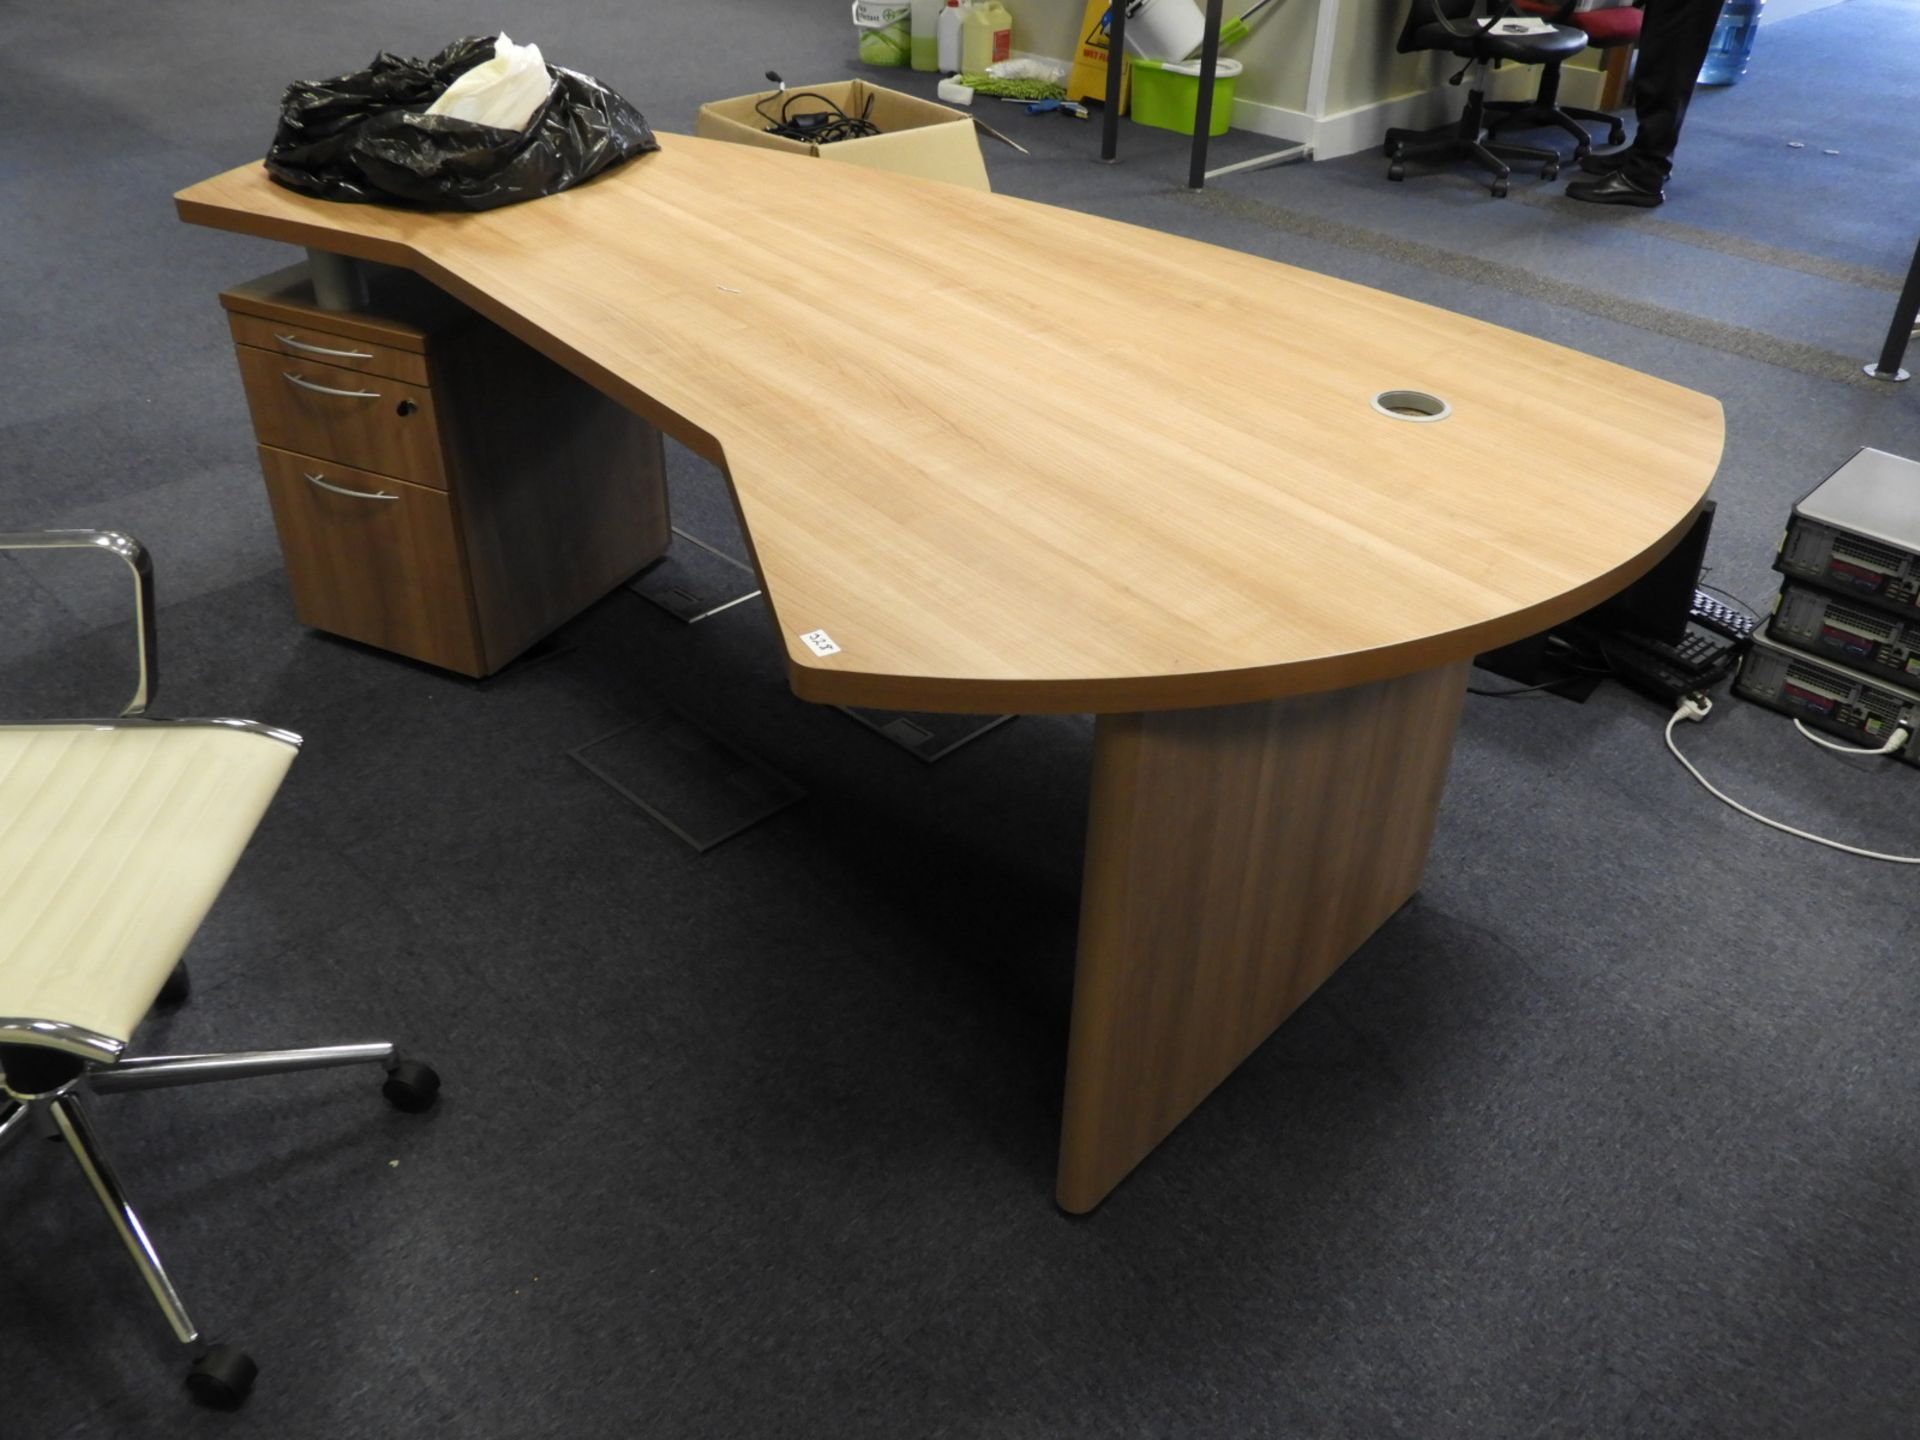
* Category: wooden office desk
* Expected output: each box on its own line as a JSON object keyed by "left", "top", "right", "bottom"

{"left": 178, "top": 136, "right": 1723, "bottom": 1212}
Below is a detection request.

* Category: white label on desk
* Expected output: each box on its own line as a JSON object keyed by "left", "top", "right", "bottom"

{"left": 800, "top": 629, "right": 841, "bottom": 657}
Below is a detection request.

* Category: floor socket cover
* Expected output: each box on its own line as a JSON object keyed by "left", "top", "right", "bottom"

{"left": 570, "top": 708, "right": 805, "bottom": 851}
{"left": 628, "top": 529, "right": 762, "bottom": 623}
{"left": 837, "top": 707, "right": 1015, "bottom": 763}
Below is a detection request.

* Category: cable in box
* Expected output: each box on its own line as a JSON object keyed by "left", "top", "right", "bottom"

{"left": 1734, "top": 620, "right": 1920, "bottom": 766}
{"left": 694, "top": 77, "right": 990, "bottom": 191}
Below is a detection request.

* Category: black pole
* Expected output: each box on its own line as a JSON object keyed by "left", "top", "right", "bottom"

{"left": 1868, "top": 232, "right": 1920, "bottom": 380}
{"left": 1099, "top": 2, "right": 1129, "bottom": 162}
{"left": 1187, "top": 0, "right": 1228, "bottom": 189}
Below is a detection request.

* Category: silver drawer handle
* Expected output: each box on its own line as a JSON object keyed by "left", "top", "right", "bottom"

{"left": 274, "top": 332, "right": 374, "bottom": 361}
{"left": 305, "top": 472, "right": 397, "bottom": 502}
{"left": 283, "top": 371, "right": 381, "bottom": 399}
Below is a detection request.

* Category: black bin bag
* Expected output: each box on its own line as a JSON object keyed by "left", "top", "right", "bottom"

{"left": 265, "top": 36, "right": 658, "bottom": 211}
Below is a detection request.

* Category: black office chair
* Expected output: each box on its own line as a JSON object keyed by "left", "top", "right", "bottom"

{"left": 1482, "top": 0, "right": 1641, "bottom": 157}
{"left": 1384, "top": 0, "right": 1589, "bottom": 197}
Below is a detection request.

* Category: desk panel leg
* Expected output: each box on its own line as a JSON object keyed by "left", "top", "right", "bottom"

{"left": 1057, "top": 661, "right": 1470, "bottom": 1213}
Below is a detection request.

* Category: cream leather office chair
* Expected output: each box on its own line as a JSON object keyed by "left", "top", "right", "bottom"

{"left": 0, "top": 529, "right": 440, "bottom": 1410}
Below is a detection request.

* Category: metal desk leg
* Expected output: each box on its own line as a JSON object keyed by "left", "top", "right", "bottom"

{"left": 305, "top": 247, "right": 369, "bottom": 312}
{"left": 1099, "top": 1, "right": 1130, "bottom": 163}
{"left": 1101, "top": 0, "right": 1310, "bottom": 183}
{"left": 1865, "top": 232, "right": 1920, "bottom": 383}
{"left": 1188, "top": 0, "right": 1230, "bottom": 188}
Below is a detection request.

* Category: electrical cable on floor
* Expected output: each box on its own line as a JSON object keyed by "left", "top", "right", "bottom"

{"left": 1793, "top": 717, "right": 1911, "bottom": 756}
{"left": 1665, "top": 694, "right": 1920, "bottom": 864}
{"left": 1469, "top": 675, "right": 1595, "bottom": 697}
{"left": 1469, "top": 641, "right": 1611, "bottom": 697}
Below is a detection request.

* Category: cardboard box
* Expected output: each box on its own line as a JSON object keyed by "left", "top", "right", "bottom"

{"left": 695, "top": 79, "right": 991, "bottom": 192}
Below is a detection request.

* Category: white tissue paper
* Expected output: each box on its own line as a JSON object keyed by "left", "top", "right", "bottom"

{"left": 985, "top": 57, "right": 1069, "bottom": 83}
{"left": 425, "top": 33, "right": 551, "bottom": 132}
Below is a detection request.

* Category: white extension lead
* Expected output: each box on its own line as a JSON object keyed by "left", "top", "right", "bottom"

{"left": 1665, "top": 694, "right": 1920, "bottom": 864}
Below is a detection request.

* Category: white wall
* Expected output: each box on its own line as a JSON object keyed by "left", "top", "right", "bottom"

{"left": 1000, "top": 0, "right": 1316, "bottom": 110}
{"left": 1000, "top": 0, "right": 1089, "bottom": 60}
{"left": 997, "top": 0, "right": 1464, "bottom": 160}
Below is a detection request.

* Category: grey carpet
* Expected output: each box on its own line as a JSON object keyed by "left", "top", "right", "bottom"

{"left": 1180, "top": 184, "right": 1890, "bottom": 386}
{"left": 1503, "top": 190, "right": 1908, "bottom": 295}
{"left": 2, "top": 2, "right": 1917, "bottom": 1437}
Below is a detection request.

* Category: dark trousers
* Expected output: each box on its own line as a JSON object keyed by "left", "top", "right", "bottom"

{"left": 1623, "top": 0, "right": 1728, "bottom": 185}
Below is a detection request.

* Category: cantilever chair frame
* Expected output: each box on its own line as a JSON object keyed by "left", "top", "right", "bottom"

{"left": 0, "top": 529, "right": 435, "bottom": 1408}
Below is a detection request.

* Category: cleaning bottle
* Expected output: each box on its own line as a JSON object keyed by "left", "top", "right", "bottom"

{"left": 937, "top": 0, "right": 966, "bottom": 74}
{"left": 851, "top": 0, "right": 912, "bottom": 67}
{"left": 960, "top": 0, "right": 1013, "bottom": 73}
{"left": 911, "top": 0, "right": 944, "bottom": 71}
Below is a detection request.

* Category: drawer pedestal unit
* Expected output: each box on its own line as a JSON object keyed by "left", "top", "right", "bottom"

{"left": 223, "top": 263, "right": 671, "bottom": 677}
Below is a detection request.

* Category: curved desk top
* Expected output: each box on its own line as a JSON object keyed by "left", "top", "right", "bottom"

{"left": 178, "top": 135, "right": 1723, "bottom": 714}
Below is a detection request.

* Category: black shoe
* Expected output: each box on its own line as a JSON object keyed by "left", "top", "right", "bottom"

{"left": 1578, "top": 147, "right": 1634, "bottom": 175}
{"left": 1565, "top": 169, "right": 1664, "bottom": 207}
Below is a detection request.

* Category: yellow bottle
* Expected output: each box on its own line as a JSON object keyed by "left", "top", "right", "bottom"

{"left": 960, "top": 0, "right": 1014, "bottom": 73}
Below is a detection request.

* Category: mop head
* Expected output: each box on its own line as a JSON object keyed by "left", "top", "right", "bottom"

{"left": 958, "top": 72, "right": 1067, "bottom": 100}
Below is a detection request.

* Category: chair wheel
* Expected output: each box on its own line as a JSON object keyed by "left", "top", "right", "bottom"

{"left": 156, "top": 963, "right": 190, "bottom": 1009}
{"left": 1542, "top": 162, "right": 1559, "bottom": 181}
{"left": 1608, "top": 123, "right": 1626, "bottom": 145}
{"left": 187, "top": 1345, "right": 256, "bottom": 1410}
{"left": 382, "top": 1060, "right": 441, "bottom": 1113}
{"left": 1491, "top": 180, "right": 1509, "bottom": 198}
{"left": 1387, "top": 162, "right": 1405, "bottom": 182}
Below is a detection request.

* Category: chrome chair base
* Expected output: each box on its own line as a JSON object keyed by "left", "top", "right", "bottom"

{"left": 0, "top": 531, "right": 441, "bottom": 1410}
{"left": 0, "top": 972, "right": 439, "bottom": 1409}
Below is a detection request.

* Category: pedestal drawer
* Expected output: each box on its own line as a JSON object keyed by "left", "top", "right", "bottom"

{"left": 228, "top": 311, "right": 431, "bottom": 386}
{"left": 237, "top": 346, "right": 446, "bottom": 488}
{"left": 256, "top": 446, "right": 483, "bottom": 675}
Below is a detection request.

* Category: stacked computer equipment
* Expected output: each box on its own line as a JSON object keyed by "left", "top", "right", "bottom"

{"left": 1735, "top": 448, "right": 1920, "bottom": 766}
{"left": 1474, "top": 500, "right": 1757, "bottom": 703}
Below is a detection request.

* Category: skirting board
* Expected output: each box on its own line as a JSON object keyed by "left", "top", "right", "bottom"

{"left": 1017, "top": 47, "right": 1538, "bottom": 164}
{"left": 1229, "top": 88, "right": 1452, "bottom": 162}
{"left": 1230, "top": 64, "right": 1617, "bottom": 160}
{"left": 1016, "top": 45, "right": 1435, "bottom": 163}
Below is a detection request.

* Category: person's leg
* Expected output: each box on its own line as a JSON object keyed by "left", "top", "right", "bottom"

{"left": 1620, "top": 0, "right": 1728, "bottom": 186}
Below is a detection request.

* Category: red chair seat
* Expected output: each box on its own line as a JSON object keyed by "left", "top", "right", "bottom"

{"left": 1572, "top": 9, "right": 1643, "bottom": 44}
{"left": 1517, "top": 3, "right": 1643, "bottom": 46}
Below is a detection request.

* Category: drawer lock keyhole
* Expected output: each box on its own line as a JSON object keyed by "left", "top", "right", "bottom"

{"left": 396, "top": 399, "right": 418, "bottom": 417}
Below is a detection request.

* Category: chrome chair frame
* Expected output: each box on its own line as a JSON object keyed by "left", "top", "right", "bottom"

{"left": 0, "top": 530, "right": 434, "bottom": 1402}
